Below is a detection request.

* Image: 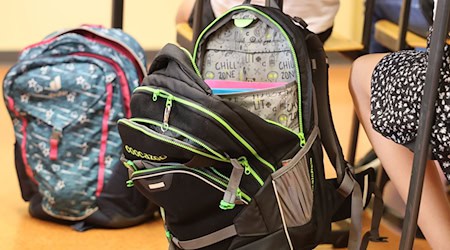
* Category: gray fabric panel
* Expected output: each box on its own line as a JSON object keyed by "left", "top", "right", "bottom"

{"left": 220, "top": 81, "right": 298, "bottom": 131}
{"left": 273, "top": 157, "right": 310, "bottom": 226}
{"left": 272, "top": 156, "right": 313, "bottom": 227}
{"left": 202, "top": 11, "right": 296, "bottom": 83}
{"left": 270, "top": 127, "right": 318, "bottom": 227}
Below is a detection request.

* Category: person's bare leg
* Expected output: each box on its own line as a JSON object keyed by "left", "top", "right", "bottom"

{"left": 349, "top": 54, "right": 450, "bottom": 249}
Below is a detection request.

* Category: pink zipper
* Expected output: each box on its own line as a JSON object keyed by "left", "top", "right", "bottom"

{"left": 96, "top": 83, "right": 113, "bottom": 197}
{"left": 74, "top": 30, "right": 145, "bottom": 81}
{"left": 74, "top": 52, "right": 132, "bottom": 117}
{"left": 6, "top": 97, "right": 37, "bottom": 184}
{"left": 21, "top": 28, "right": 145, "bottom": 81}
{"left": 49, "top": 130, "right": 61, "bottom": 160}
{"left": 21, "top": 36, "right": 58, "bottom": 52}
{"left": 73, "top": 52, "right": 132, "bottom": 196}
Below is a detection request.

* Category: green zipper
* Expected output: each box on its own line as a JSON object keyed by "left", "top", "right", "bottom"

{"left": 210, "top": 167, "right": 229, "bottom": 181}
{"left": 191, "top": 6, "right": 306, "bottom": 146}
{"left": 237, "top": 156, "right": 264, "bottom": 185}
{"left": 264, "top": 119, "right": 302, "bottom": 142}
{"left": 178, "top": 45, "right": 202, "bottom": 77}
{"left": 135, "top": 86, "right": 275, "bottom": 173}
{"left": 118, "top": 119, "right": 228, "bottom": 163}
{"left": 131, "top": 165, "right": 252, "bottom": 202}
{"left": 130, "top": 117, "right": 227, "bottom": 161}
{"left": 211, "top": 157, "right": 264, "bottom": 186}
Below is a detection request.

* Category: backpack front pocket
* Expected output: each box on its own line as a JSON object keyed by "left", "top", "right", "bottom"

{"left": 270, "top": 126, "right": 317, "bottom": 227}
{"left": 128, "top": 163, "right": 248, "bottom": 242}
{"left": 215, "top": 81, "right": 299, "bottom": 133}
{"left": 118, "top": 118, "right": 228, "bottom": 166}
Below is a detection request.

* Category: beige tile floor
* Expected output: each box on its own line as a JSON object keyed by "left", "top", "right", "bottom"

{"left": 0, "top": 56, "right": 432, "bottom": 249}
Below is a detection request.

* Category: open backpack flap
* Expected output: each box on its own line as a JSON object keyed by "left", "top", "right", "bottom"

{"left": 119, "top": 2, "right": 384, "bottom": 250}
{"left": 3, "top": 25, "right": 156, "bottom": 230}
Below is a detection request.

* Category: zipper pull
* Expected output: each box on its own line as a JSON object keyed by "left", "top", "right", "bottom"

{"left": 238, "top": 156, "right": 264, "bottom": 186}
{"left": 126, "top": 179, "right": 134, "bottom": 187}
{"left": 123, "top": 160, "right": 137, "bottom": 171}
{"left": 220, "top": 158, "right": 245, "bottom": 210}
{"left": 162, "top": 95, "right": 173, "bottom": 132}
{"left": 238, "top": 156, "right": 251, "bottom": 175}
{"left": 49, "top": 129, "right": 62, "bottom": 160}
{"left": 152, "top": 90, "right": 160, "bottom": 101}
{"left": 299, "top": 132, "right": 306, "bottom": 147}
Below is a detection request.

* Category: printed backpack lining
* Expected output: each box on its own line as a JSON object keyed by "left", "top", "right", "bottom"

{"left": 205, "top": 80, "right": 299, "bottom": 132}
{"left": 200, "top": 10, "right": 298, "bottom": 132}
{"left": 202, "top": 10, "right": 296, "bottom": 83}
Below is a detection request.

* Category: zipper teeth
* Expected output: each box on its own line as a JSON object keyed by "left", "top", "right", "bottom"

{"left": 239, "top": 157, "right": 264, "bottom": 185}
{"left": 191, "top": 5, "right": 304, "bottom": 140}
{"left": 136, "top": 86, "right": 275, "bottom": 172}
{"left": 23, "top": 27, "right": 147, "bottom": 77}
{"left": 119, "top": 119, "right": 228, "bottom": 162}
{"left": 130, "top": 117, "right": 227, "bottom": 160}
{"left": 132, "top": 167, "right": 251, "bottom": 203}
{"left": 81, "top": 28, "right": 147, "bottom": 76}
{"left": 73, "top": 52, "right": 132, "bottom": 117}
{"left": 264, "top": 119, "right": 302, "bottom": 141}
{"left": 210, "top": 167, "right": 229, "bottom": 180}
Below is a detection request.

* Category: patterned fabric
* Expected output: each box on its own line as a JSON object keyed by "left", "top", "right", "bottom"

{"left": 201, "top": 10, "right": 299, "bottom": 131}
{"left": 221, "top": 81, "right": 299, "bottom": 132}
{"left": 202, "top": 11, "right": 296, "bottom": 83}
{"left": 3, "top": 26, "right": 145, "bottom": 220}
{"left": 370, "top": 31, "right": 450, "bottom": 182}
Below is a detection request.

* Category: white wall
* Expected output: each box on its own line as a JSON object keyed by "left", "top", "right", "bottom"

{"left": 0, "top": 0, "right": 183, "bottom": 51}
{"left": 334, "top": 0, "right": 365, "bottom": 42}
{"left": 0, "top": 0, "right": 363, "bottom": 52}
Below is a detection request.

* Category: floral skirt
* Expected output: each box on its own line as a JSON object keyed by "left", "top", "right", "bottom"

{"left": 370, "top": 36, "right": 450, "bottom": 182}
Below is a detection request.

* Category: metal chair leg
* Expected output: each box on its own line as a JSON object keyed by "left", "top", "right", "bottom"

{"left": 112, "top": 0, "right": 124, "bottom": 29}
{"left": 400, "top": 0, "right": 450, "bottom": 248}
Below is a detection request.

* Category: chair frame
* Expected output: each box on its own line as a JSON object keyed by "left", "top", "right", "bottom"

{"left": 400, "top": 0, "right": 450, "bottom": 248}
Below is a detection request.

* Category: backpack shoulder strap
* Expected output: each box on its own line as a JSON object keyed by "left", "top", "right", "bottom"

{"left": 305, "top": 32, "right": 349, "bottom": 186}
{"left": 308, "top": 32, "right": 387, "bottom": 249}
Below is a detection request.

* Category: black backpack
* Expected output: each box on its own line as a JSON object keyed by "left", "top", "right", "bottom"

{"left": 119, "top": 2, "right": 384, "bottom": 249}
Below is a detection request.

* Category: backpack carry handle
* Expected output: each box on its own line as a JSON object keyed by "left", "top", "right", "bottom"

{"left": 243, "top": 0, "right": 283, "bottom": 9}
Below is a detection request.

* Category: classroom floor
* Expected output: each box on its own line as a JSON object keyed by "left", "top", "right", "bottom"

{"left": 0, "top": 53, "right": 433, "bottom": 249}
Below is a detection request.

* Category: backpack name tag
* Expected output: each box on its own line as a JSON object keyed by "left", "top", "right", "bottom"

{"left": 148, "top": 182, "right": 166, "bottom": 190}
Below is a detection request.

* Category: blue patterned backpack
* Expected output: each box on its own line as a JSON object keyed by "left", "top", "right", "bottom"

{"left": 3, "top": 25, "right": 157, "bottom": 230}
